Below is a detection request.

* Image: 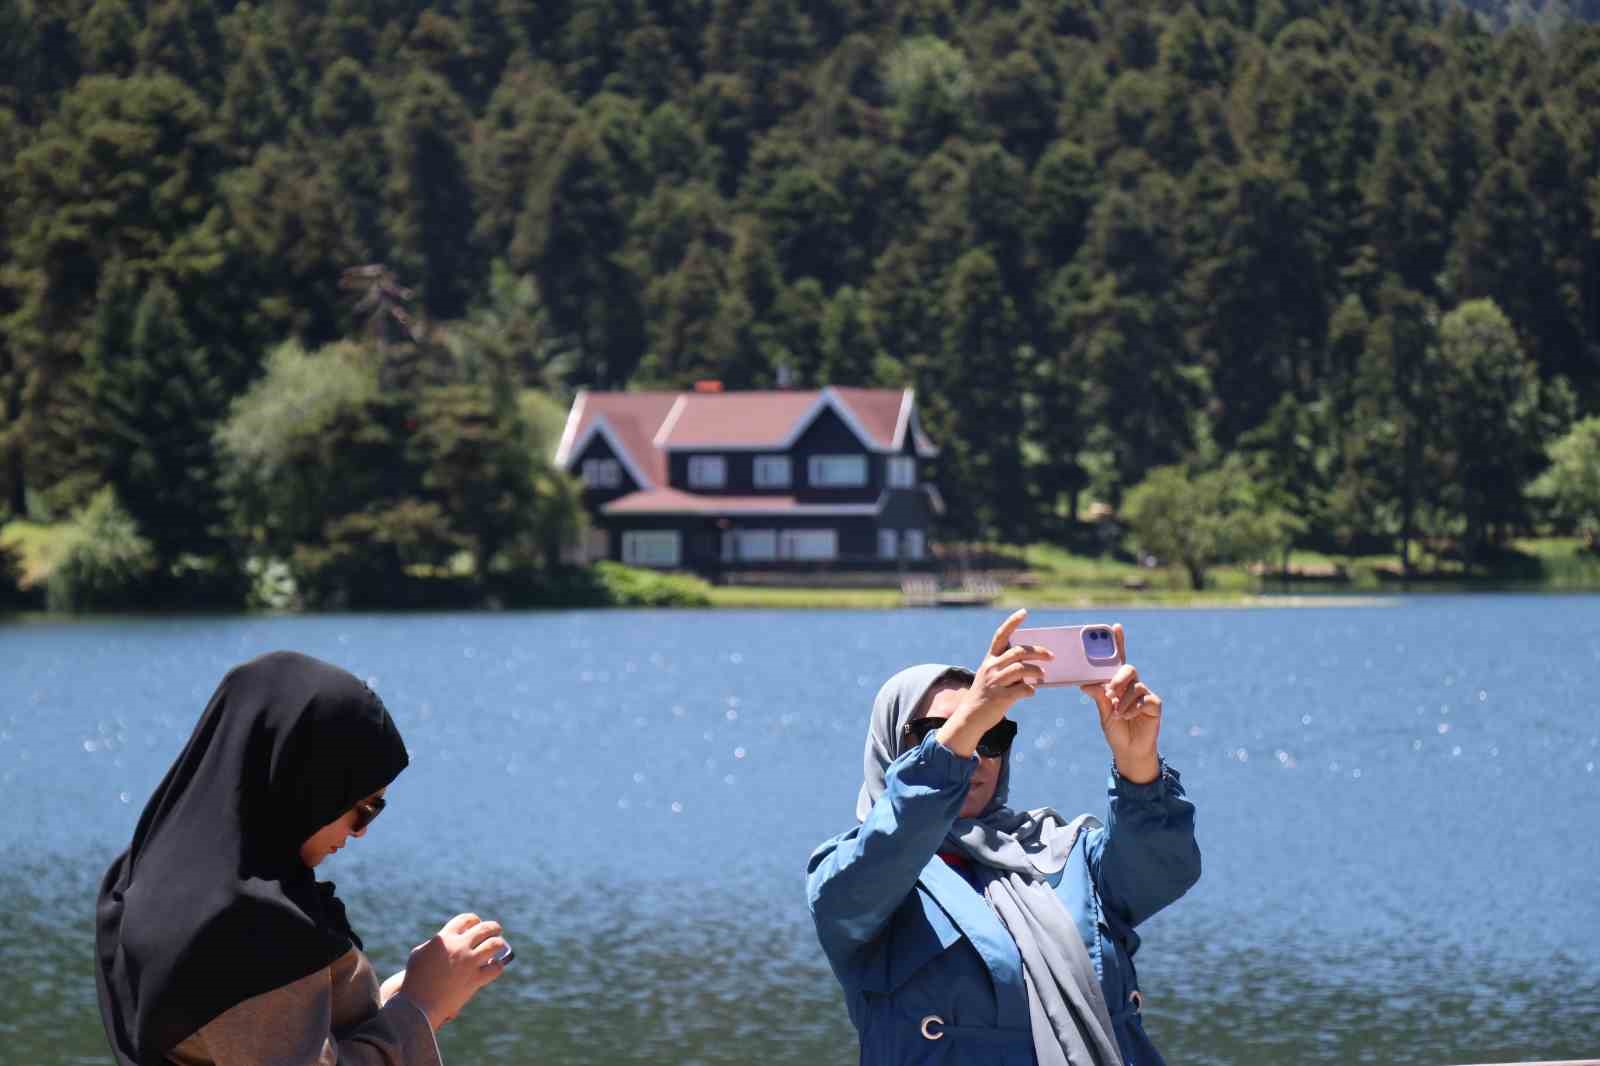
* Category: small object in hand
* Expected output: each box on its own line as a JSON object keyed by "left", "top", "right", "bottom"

{"left": 1011, "top": 624, "right": 1124, "bottom": 687}
{"left": 491, "top": 944, "right": 515, "bottom": 966}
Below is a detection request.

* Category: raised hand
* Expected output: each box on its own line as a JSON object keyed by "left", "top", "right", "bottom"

{"left": 396, "top": 912, "right": 510, "bottom": 1031}
{"left": 1079, "top": 624, "right": 1163, "bottom": 783}
{"left": 936, "top": 609, "right": 1052, "bottom": 759}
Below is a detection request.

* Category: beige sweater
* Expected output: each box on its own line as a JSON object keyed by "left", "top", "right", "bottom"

{"left": 167, "top": 948, "right": 442, "bottom": 1066}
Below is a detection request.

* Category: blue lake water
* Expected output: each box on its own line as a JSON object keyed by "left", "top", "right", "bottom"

{"left": 3, "top": 597, "right": 1598, "bottom": 1065}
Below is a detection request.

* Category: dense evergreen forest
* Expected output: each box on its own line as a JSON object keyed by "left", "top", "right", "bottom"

{"left": 3, "top": 0, "right": 1600, "bottom": 608}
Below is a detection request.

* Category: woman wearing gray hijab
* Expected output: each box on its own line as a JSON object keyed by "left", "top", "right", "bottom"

{"left": 807, "top": 610, "right": 1199, "bottom": 1065}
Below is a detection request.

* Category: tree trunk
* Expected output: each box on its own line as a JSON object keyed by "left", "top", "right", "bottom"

{"left": 3, "top": 375, "right": 24, "bottom": 518}
{"left": 5, "top": 444, "right": 22, "bottom": 519}
{"left": 1400, "top": 412, "right": 1417, "bottom": 578}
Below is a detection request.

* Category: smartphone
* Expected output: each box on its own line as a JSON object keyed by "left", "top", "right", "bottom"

{"left": 1010, "top": 624, "right": 1124, "bottom": 688}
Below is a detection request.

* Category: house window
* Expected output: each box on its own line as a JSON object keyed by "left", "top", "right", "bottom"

{"left": 621, "top": 531, "right": 681, "bottom": 568}
{"left": 582, "top": 458, "right": 621, "bottom": 489}
{"left": 781, "top": 529, "right": 838, "bottom": 561}
{"left": 727, "top": 529, "right": 777, "bottom": 562}
{"left": 878, "top": 528, "right": 899, "bottom": 560}
{"left": 753, "top": 455, "right": 792, "bottom": 489}
{"left": 886, "top": 456, "right": 916, "bottom": 489}
{"left": 808, "top": 454, "right": 867, "bottom": 488}
{"left": 904, "top": 529, "right": 926, "bottom": 560}
{"left": 688, "top": 455, "right": 727, "bottom": 489}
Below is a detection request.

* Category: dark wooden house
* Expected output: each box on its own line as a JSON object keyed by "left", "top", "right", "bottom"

{"left": 553, "top": 385, "right": 943, "bottom": 571}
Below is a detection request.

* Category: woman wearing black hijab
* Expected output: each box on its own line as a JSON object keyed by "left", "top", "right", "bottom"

{"left": 96, "top": 651, "right": 510, "bottom": 1066}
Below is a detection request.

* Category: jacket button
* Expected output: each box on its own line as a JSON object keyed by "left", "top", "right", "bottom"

{"left": 920, "top": 1015, "right": 945, "bottom": 1040}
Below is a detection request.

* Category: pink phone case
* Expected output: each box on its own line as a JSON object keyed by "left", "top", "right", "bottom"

{"left": 1011, "top": 625, "right": 1124, "bottom": 687}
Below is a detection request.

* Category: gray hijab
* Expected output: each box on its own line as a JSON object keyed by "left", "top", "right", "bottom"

{"left": 858, "top": 664, "right": 1122, "bottom": 1066}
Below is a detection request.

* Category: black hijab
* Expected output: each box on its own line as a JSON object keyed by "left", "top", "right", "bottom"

{"left": 95, "top": 651, "right": 410, "bottom": 1065}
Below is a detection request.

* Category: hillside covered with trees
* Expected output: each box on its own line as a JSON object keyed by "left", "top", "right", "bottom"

{"left": 2, "top": 0, "right": 1599, "bottom": 607}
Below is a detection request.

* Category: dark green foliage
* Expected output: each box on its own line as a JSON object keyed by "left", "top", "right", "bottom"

{"left": 292, "top": 499, "right": 471, "bottom": 610}
{"left": 385, "top": 72, "right": 480, "bottom": 320}
{"left": 86, "top": 273, "right": 231, "bottom": 571}
{"left": 2, "top": 0, "right": 1600, "bottom": 607}
{"left": 215, "top": 336, "right": 584, "bottom": 610}
{"left": 1431, "top": 299, "right": 1569, "bottom": 556}
{"left": 0, "top": 537, "right": 29, "bottom": 609}
{"left": 516, "top": 114, "right": 648, "bottom": 387}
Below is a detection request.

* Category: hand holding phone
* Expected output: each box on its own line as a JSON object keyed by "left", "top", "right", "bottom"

{"left": 1010, "top": 624, "right": 1125, "bottom": 687}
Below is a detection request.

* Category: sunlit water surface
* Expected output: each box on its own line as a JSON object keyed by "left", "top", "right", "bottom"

{"left": 3, "top": 598, "right": 1598, "bottom": 1066}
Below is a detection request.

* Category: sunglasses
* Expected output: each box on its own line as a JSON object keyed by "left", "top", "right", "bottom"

{"left": 902, "top": 716, "right": 1018, "bottom": 759}
{"left": 351, "top": 796, "right": 386, "bottom": 832}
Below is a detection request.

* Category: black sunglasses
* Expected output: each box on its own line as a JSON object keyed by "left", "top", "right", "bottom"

{"left": 351, "top": 796, "right": 386, "bottom": 832}
{"left": 902, "top": 716, "right": 1018, "bottom": 758}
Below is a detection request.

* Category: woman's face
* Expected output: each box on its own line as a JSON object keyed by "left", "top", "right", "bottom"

{"left": 299, "top": 788, "right": 386, "bottom": 868}
{"left": 919, "top": 685, "right": 1002, "bottom": 819}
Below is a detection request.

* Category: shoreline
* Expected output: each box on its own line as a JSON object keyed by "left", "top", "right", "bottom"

{"left": 5, "top": 586, "right": 1600, "bottom": 622}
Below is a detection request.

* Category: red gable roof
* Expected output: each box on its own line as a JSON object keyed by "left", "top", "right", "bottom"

{"left": 830, "top": 387, "right": 906, "bottom": 451}
{"left": 554, "top": 386, "right": 933, "bottom": 488}
{"left": 658, "top": 391, "right": 822, "bottom": 448}
{"left": 553, "top": 391, "right": 679, "bottom": 488}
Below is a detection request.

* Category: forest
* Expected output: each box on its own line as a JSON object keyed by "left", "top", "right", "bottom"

{"left": 2, "top": 0, "right": 1599, "bottom": 609}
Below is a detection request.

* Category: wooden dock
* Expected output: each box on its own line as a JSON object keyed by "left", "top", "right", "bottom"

{"left": 901, "top": 573, "right": 1002, "bottom": 608}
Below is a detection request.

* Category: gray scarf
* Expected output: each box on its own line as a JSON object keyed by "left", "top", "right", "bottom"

{"left": 857, "top": 664, "right": 1122, "bottom": 1066}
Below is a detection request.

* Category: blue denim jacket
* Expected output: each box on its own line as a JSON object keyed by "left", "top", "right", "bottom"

{"left": 807, "top": 733, "right": 1200, "bottom": 1065}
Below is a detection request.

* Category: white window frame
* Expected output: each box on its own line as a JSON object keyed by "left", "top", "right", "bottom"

{"left": 807, "top": 454, "right": 867, "bottom": 488}
{"left": 687, "top": 455, "right": 727, "bottom": 489}
{"left": 781, "top": 529, "right": 839, "bottom": 561}
{"left": 582, "top": 458, "right": 622, "bottom": 490}
{"left": 886, "top": 456, "right": 916, "bottom": 489}
{"left": 904, "top": 529, "right": 926, "bottom": 560}
{"left": 621, "top": 530, "right": 681, "bottom": 568}
{"left": 878, "top": 528, "right": 900, "bottom": 560}
{"left": 753, "top": 455, "right": 792, "bottom": 489}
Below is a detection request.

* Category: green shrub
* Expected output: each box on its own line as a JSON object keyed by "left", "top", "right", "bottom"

{"left": 592, "top": 561, "right": 711, "bottom": 607}
{"left": 46, "top": 489, "right": 157, "bottom": 612}
{"left": 489, "top": 561, "right": 711, "bottom": 608}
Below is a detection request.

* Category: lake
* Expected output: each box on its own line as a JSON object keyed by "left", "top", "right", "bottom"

{"left": 3, "top": 597, "right": 1598, "bottom": 1065}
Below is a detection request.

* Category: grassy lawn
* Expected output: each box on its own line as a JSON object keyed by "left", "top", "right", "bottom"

{"left": 1003, "top": 536, "right": 1600, "bottom": 607}
{"left": 1019, "top": 543, "right": 1148, "bottom": 587}
{"left": 1265, "top": 538, "right": 1600, "bottom": 590}
{"left": 1510, "top": 536, "right": 1600, "bottom": 588}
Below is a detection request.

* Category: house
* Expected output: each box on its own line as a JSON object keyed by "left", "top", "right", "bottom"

{"left": 553, "top": 385, "right": 944, "bottom": 571}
